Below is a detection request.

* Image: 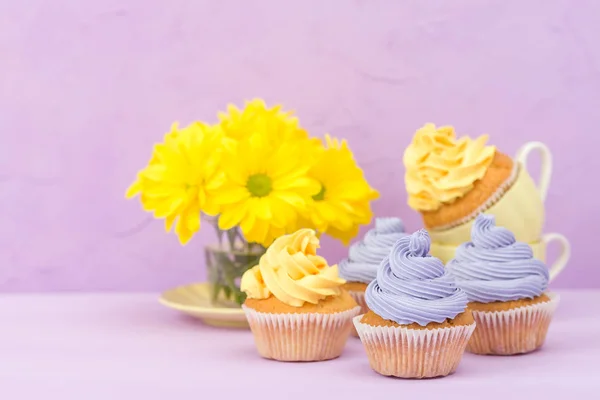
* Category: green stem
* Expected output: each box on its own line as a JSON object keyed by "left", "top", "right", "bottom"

{"left": 226, "top": 228, "right": 237, "bottom": 252}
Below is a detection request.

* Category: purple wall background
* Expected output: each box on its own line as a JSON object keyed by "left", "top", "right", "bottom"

{"left": 1, "top": 0, "right": 598, "bottom": 291}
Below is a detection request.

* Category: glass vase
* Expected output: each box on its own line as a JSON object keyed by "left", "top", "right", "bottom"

{"left": 205, "top": 222, "right": 266, "bottom": 307}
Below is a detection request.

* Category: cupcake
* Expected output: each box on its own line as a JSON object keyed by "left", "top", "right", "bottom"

{"left": 404, "top": 123, "right": 517, "bottom": 231}
{"left": 446, "top": 214, "right": 559, "bottom": 355}
{"left": 338, "top": 217, "right": 407, "bottom": 335}
{"left": 354, "top": 230, "right": 475, "bottom": 378}
{"left": 240, "top": 228, "right": 361, "bottom": 362}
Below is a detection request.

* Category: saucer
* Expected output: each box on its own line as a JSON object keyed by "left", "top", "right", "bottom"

{"left": 159, "top": 282, "right": 249, "bottom": 328}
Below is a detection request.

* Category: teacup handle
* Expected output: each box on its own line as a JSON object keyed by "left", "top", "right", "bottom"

{"left": 515, "top": 142, "right": 553, "bottom": 202}
{"left": 542, "top": 233, "right": 571, "bottom": 282}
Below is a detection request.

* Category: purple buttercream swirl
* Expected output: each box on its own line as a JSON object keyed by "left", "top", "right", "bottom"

{"left": 338, "top": 218, "right": 407, "bottom": 284}
{"left": 365, "top": 230, "right": 468, "bottom": 326}
{"left": 447, "top": 214, "right": 550, "bottom": 303}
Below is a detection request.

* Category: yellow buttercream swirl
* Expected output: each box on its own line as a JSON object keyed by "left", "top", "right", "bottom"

{"left": 403, "top": 123, "right": 496, "bottom": 211}
{"left": 240, "top": 229, "right": 345, "bottom": 307}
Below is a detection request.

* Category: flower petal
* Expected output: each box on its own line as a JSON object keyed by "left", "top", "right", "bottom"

{"left": 273, "top": 191, "right": 306, "bottom": 208}
{"left": 165, "top": 214, "right": 177, "bottom": 233}
{"left": 253, "top": 197, "right": 272, "bottom": 220}
{"left": 125, "top": 179, "right": 142, "bottom": 198}
{"left": 214, "top": 185, "right": 250, "bottom": 205}
{"left": 219, "top": 202, "right": 248, "bottom": 230}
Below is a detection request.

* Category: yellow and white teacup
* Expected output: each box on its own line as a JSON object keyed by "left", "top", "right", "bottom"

{"left": 429, "top": 141, "right": 552, "bottom": 245}
{"left": 430, "top": 233, "right": 570, "bottom": 282}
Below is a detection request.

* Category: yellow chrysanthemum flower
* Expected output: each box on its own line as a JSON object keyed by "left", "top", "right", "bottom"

{"left": 300, "top": 135, "right": 380, "bottom": 245}
{"left": 125, "top": 122, "right": 224, "bottom": 245}
{"left": 214, "top": 131, "right": 321, "bottom": 247}
{"left": 218, "top": 98, "right": 309, "bottom": 145}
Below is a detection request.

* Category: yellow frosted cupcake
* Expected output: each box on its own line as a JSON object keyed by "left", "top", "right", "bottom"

{"left": 404, "top": 123, "right": 516, "bottom": 231}
{"left": 241, "top": 229, "right": 360, "bottom": 361}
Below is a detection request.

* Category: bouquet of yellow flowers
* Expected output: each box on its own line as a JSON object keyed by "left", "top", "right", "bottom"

{"left": 126, "top": 99, "right": 379, "bottom": 304}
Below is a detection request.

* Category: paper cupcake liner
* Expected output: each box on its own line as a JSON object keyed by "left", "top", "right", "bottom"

{"left": 348, "top": 291, "right": 368, "bottom": 337}
{"left": 467, "top": 292, "right": 559, "bottom": 355}
{"left": 354, "top": 315, "right": 476, "bottom": 379}
{"left": 242, "top": 305, "right": 361, "bottom": 362}
{"left": 433, "top": 163, "right": 520, "bottom": 231}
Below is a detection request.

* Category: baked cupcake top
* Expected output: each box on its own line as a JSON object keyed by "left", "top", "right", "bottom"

{"left": 447, "top": 214, "right": 549, "bottom": 303}
{"left": 240, "top": 229, "right": 345, "bottom": 307}
{"left": 365, "top": 229, "right": 468, "bottom": 326}
{"left": 403, "top": 123, "right": 496, "bottom": 212}
{"left": 338, "top": 217, "right": 407, "bottom": 284}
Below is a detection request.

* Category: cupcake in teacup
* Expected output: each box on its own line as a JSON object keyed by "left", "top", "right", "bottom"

{"left": 404, "top": 124, "right": 550, "bottom": 246}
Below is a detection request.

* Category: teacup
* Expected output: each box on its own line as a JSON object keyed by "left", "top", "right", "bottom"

{"left": 430, "top": 232, "right": 571, "bottom": 282}
{"left": 428, "top": 142, "right": 552, "bottom": 245}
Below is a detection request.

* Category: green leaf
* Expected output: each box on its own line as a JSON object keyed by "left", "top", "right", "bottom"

{"left": 234, "top": 290, "right": 247, "bottom": 305}
{"left": 223, "top": 285, "right": 232, "bottom": 299}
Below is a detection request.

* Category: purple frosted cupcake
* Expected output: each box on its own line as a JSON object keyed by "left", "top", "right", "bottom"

{"left": 447, "top": 214, "right": 559, "bottom": 355}
{"left": 338, "top": 218, "right": 407, "bottom": 335}
{"left": 353, "top": 230, "right": 475, "bottom": 378}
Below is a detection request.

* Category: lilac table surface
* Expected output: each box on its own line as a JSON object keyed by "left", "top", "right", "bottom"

{"left": 1, "top": 290, "right": 598, "bottom": 399}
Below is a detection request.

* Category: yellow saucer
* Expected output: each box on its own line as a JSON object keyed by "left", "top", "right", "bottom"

{"left": 159, "top": 282, "right": 249, "bottom": 328}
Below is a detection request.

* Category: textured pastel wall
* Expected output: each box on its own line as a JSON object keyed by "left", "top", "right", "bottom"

{"left": 1, "top": 0, "right": 598, "bottom": 291}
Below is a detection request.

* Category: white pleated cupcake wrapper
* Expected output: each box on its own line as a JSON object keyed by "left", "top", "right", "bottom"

{"left": 354, "top": 315, "right": 476, "bottom": 379}
{"left": 467, "top": 292, "right": 559, "bottom": 355}
{"left": 432, "top": 163, "right": 520, "bottom": 231}
{"left": 348, "top": 291, "right": 368, "bottom": 337}
{"left": 242, "top": 306, "right": 361, "bottom": 362}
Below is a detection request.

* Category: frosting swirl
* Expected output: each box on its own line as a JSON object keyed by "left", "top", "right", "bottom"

{"left": 447, "top": 214, "right": 549, "bottom": 303}
{"left": 403, "top": 123, "right": 496, "bottom": 211}
{"left": 338, "top": 218, "right": 407, "bottom": 284}
{"left": 365, "top": 230, "right": 468, "bottom": 326}
{"left": 240, "top": 229, "right": 345, "bottom": 307}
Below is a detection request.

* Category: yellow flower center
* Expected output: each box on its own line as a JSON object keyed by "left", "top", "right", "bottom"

{"left": 247, "top": 174, "right": 272, "bottom": 197}
{"left": 313, "top": 184, "right": 326, "bottom": 201}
